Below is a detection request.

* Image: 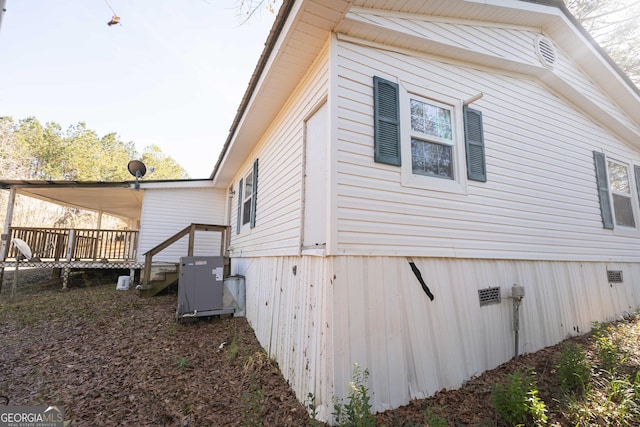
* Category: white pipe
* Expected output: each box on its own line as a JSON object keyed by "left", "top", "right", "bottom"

{"left": 463, "top": 92, "right": 484, "bottom": 106}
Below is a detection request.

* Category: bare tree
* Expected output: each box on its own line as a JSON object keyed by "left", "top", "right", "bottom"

{"left": 567, "top": 0, "right": 640, "bottom": 86}
{"left": 235, "top": 0, "right": 280, "bottom": 24}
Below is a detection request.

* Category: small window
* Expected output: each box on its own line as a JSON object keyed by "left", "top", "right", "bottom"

{"left": 373, "top": 76, "right": 486, "bottom": 189}
{"left": 237, "top": 158, "right": 259, "bottom": 230}
{"left": 242, "top": 171, "right": 253, "bottom": 225}
{"left": 607, "top": 160, "right": 635, "bottom": 227}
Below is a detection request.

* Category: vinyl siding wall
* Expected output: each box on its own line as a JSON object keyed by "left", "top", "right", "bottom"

{"left": 335, "top": 36, "right": 640, "bottom": 260}
{"left": 137, "top": 187, "right": 227, "bottom": 263}
{"left": 229, "top": 42, "right": 330, "bottom": 257}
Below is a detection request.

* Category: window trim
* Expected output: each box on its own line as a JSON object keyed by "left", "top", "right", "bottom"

{"left": 242, "top": 169, "right": 253, "bottom": 226}
{"left": 594, "top": 150, "right": 639, "bottom": 232}
{"left": 399, "top": 82, "right": 468, "bottom": 193}
{"left": 237, "top": 158, "right": 259, "bottom": 232}
{"left": 607, "top": 158, "right": 636, "bottom": 228}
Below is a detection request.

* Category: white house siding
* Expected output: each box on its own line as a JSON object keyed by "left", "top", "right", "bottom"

{"left": 229, "top": 42, "right": 330, "bottom": 257}
{"left": 344, "top": 10, "right": 638, "bottom": 132}
{"left": 335, "top": 38, "right": 640, "bottom": 261}
{"left": 137, "top": 187, "right": 227, "bottom": 263}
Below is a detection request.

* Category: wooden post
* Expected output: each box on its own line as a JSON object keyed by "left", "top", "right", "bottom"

{"left": 187, "top": 223, "right": 196, "bottom": 256}
{"left": 0, "top": 188, "right": 16, "bottom": 294}
{"left": 66, "top": 229, "right": 75, "bottom": 262}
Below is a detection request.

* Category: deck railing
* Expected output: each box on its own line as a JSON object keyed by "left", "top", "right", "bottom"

{"left": 4, "top": 227, "right": 139, "bottom": 261}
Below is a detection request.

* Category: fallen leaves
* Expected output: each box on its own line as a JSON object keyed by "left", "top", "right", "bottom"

{"left": 0, "top": 270, "right": 310, "bottom": 426}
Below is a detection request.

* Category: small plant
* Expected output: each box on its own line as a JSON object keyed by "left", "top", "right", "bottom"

{"left": 333, "top": 363, "right": 376, "bottom": 427}
{"left": 226, "top": 340, "right": 240, "bottom": 362}
{"left": 175, "top": 356, "right": 189, "bottom": 370}
{"left": 592, "top": 321, "right": 623, "bottom": 372}
{"left": 557, "top": 342, "right": 592, "bottom": 395}
{"left": 423, "top": 404, "right": 448, "bottom": 427}
{"left": 491, "top": 368, "right": 547, "bottom": 426}
{"left": 241, "top": 374, "right": 265, "bottom": 427}
{"left": 306, "top": 392, "right": 321, "bottom": 426}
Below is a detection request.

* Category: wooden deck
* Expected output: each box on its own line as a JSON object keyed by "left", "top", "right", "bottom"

{"left": 5, "top": 227, "right": 139, "bottom": 262}
{"left": 1, "top": 227, "right": 141, "bottom": 290}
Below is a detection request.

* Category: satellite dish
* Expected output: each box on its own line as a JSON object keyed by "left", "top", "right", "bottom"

{"left": 128, "top": 160, "right": 147, "bottom": 190}
{"left": 11, "top": 238, "right": 32, "bottom": 261}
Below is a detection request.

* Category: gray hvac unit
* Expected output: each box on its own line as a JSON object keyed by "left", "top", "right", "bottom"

{"left": 177, "top": 256, "right": 234, "bottom": 320}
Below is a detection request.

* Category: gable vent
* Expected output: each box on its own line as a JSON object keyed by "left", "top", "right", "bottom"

{"left": 478, "top": 287, "right": 501, "bottom": 307}
{"left": 535, "top": 35, "right": 556, "bottom": 68}
{"left": 607, "top": 270, "right": 623, "bottom": 283}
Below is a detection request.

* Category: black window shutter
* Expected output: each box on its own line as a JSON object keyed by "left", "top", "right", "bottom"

{"left": 250, "top": 158, "right": 258, "bottom": 228}
{"left": 464, "top": 106, "right": 487, "bottom": 182}
{"left": 373, "top": 76, "right": 401, "bottom": 166}
{"left": 236, "top": 178, "right": 243, "bottom": 234}
{"left": 593, "top": 151, "right": 614, "bottom": 229}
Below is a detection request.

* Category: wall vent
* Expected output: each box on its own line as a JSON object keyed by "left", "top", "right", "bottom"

{"left": 478, "top": 287, "right": 501, "bottom": 306}
{"left": 535, "top": 35, "right": 556, "bottom": 68}
{"left": 607, "top": 270, "right": 623, "bottom": 283}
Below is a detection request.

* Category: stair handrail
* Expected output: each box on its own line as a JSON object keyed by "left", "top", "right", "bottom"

{"left": 142, "top": 223, "right": 230, "bottom": 287}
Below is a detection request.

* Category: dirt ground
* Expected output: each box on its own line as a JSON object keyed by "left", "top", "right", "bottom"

{"left": 0, "top": 268, "right": 310, "bottom": 426}
{"left": 0, "top": 268, "right": 637, "bottom": 426}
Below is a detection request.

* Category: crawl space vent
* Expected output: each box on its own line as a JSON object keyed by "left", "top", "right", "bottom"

{"left": 535, "top": 35, "right": 556, "bottom": 68}
{"left": 478, "top": 287, "right": 501, "bottom": 306}
{"left": 607, "top": 270, "right": 623, "bottom": 283}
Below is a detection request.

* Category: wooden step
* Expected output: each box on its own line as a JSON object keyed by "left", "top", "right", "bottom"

{"left": 139, "top": 264, "right": 179, "bottom": 297}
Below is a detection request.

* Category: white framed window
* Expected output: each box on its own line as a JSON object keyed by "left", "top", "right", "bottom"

{"left": 409, "top": 97, "right": 454, "bottom": 179}
{"left": 607, "top": 159, "right": 635, "bottom": 227}
{"left": 373, "top": 76, "right": 486, "bottom": 189}
{"left": 236, "top": 158, "right": 259, "bottom": 234}
{"left": 242, "top": 170, "right": 253, "bottom": 225}
{"left": 593, "top": 151, "right": 638, "bottom": 231}
{"left": 400, "top": 90, "right": 467, "bottom": 193}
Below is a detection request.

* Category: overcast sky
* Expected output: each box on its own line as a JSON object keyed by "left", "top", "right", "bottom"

{"left": 0, "top": 0, "right": 279, "bottom": 178}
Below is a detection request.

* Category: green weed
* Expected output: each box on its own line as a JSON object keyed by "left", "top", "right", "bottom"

{"left": 557, "top": 342, "right": 592, "bottom": 395}
{"left": 333, "top": 363, "right": 376, "bottom": 427}
{"left": 422, "top": 404, "right": 448, "bottom": 427}
{"left": 241, "top": 374, "right": 265, "bottom": 427}
{"left": 491, "top": 368, "right": 547, "bottom": 426}
{"left": 175, "top": 356, "right": 189, "bottom": 370}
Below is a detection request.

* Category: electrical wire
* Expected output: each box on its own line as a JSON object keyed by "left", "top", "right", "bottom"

{"left": 103, "top": 0, "right": 117, "bottom": 16}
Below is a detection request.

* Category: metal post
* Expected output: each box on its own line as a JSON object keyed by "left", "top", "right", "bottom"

{"left": 511, "top": 284, "right": 525, "bottom": 359}
{"left": 514, "top": 298, "right": 521, "bottom": 359}
{"left": 66, "top": 229, "right": 75, "bottom": 262}
{"left": 0, "top": 187, "right": 16, "bottom": 294}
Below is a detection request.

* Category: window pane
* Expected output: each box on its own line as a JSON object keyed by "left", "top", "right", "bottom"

{"left": 243, "top": 199, "right": 252, "bottom": 225}
{"left": 411, "top": 138, "right": 453, "bottom": 179}
{"left": 612, "top": 194, "right": 635, "bottom": 227}
{"left": 607, "top": 161, "right": 630, "bottom": 193}
{"left": 410, "top": 99, "right": 452, "bottom": 140}
{"left": 244, "top": 173, "right": 253, "bottom": 200}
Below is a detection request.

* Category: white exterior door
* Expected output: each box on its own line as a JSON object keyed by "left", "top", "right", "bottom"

{"left": 302, "top": 103, "right": 328, "bottom": 250}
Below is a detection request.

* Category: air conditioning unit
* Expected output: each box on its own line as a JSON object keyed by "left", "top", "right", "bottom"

{"left": 176, "top": 256, "right": 233, "bottom": 320}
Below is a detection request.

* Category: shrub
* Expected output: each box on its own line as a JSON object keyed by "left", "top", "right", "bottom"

{"left": 592, "top": 322, "right": 623, "bottom": 372}
{"left": 557, "top": 342, "right": 592, "bottom": 395}
{"left": 492, "top": 368, "right": 547, "bottom": 426}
